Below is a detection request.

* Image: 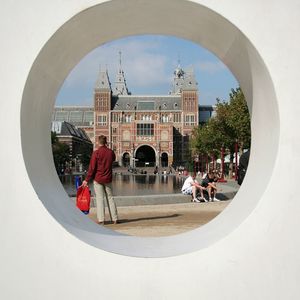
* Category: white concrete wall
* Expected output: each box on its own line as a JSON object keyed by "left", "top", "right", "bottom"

{"left": 1, "top": 0, "right": 300, "bottom": 299}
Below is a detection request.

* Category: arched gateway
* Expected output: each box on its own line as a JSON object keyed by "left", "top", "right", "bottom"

{"left": 161, "top": 152, "right": 168, "bottom": 168}
{"left": 135, "top": 145, "right": 156, "bottom": 167}
{"left": 122, "top": 152, "right": 130, "bottom": 167}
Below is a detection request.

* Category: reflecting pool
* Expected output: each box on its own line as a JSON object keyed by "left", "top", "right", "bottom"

{"left": 61, "top": 174, "right": 185, "bottom": 196}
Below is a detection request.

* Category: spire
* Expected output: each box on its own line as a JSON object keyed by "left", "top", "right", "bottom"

{"left": 177, "top": 53, "right": 181, "bottom": 68}
{"left": 94, "top": 66, "right": 111, "bottom": 91}
{"left": 119, "top": 50, "right": 122, "bottom": 69}
{"left": 182, "top": 66, "right": 198, "bottom": 91}
{"left": 113, "top": 51, "right": 130, "bottom": 96}
{"left": 170, "top": 62, "right": 198, "bottom": 94}
{"left": 172, "top": 59, "right": 185, "bottom": 94}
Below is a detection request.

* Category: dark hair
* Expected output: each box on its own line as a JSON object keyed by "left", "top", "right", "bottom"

{"left": 98, "top": 135, "right": 107, "bottom": 145}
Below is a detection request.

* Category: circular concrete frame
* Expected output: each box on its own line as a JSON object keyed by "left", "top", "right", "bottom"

{"left": 21, "top": 0, "right": 278, "bottom": 258}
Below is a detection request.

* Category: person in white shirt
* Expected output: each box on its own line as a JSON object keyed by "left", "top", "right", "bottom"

{"left": 181, "top": 173, "right": 207, "bottom": 202}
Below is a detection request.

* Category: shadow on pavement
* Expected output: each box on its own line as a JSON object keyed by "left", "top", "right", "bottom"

{"left": 117, "top": 213, "right": 181, "bottom": 224}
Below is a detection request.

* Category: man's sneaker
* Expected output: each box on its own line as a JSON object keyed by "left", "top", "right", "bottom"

{"left": 193, "top": 198, "right": 201, "bottom": 203}
{"left": 201, "top": 197, "right": 208, "bottom": 202}
{"left": 213, "top": 197, "right": 220, "bottom": 202}
{"left": 209, "top": 198, "right": 213, "bottom": 202}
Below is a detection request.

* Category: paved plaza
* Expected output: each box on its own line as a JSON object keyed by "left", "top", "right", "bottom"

{"left": 80, "top": 176, "right": 239, "bottom": 236}
{"left": 88, "top": 200, "right": 232, "bottom": 236}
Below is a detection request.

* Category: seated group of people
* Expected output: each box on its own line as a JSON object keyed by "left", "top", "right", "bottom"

{"left": 181, "top": 171, "right": 220, "bottom": 203}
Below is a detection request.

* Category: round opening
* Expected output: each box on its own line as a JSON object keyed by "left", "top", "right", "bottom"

{"left": 21, "top": 0, "right": 279, "bottom": 257}
{"left": 53, "top": 34, "right": 247, "bottom": 237}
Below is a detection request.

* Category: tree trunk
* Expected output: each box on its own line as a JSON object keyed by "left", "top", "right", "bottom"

{"left": 239, "top": 141, "right": 244, "bottom": 156}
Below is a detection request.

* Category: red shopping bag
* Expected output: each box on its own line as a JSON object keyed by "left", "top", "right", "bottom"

{"left": 76, "top": 186, "right": 91, "bottom": 213}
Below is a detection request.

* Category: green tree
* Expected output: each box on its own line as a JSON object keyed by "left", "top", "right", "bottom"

{"left": 226, "top": 87, "right": 251, "bottom": 152}
{"left": 190, "top": 87, "right": 250, "bottom": 175}
{"left": 51, "top": 131, "right": 70, "bottom": 173}
{"left": 77, "top": 143, "right": 93, "bottom": 170}
{"left": 191, "top": 103, "right": 235, "bottom": 157}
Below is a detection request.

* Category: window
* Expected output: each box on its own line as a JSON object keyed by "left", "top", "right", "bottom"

{"left": 69, "top": 111, "right": 83, "bottom": 123}
{"left": 174, "top": 113, "right": 181, "bottom": 123}
{"left": 97, "top": 115, "right": 107, "bottom": 126}
{"left": 95, "top": 95, "right": 108, "bottom": 111}
{"left": 112, "top": 113, "right": 120, "bottom": 123}
{"left": 137, "top": 124, "right": 154, "bottom": 136}
{"left": 83, "top": 111, "right": 94, "bottom": 125}
{"left": 184, "top": 114, "right": 195, "bottom": 125}
{"left": 55, "top": 111, "right": 69, "bottom": 122}
{"left": 124, "top": 114, "right": 132, "bottom": 123}
{"left": 142, "top": 115, "right": 152, "bottom": 121}
{"left": 161, "top": 114, "right": 169, "bottom": 123}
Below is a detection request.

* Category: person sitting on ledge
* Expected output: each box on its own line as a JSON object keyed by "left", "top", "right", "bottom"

{"left": 181, "top": 173, "right": 207, "bottom": 203}
{"left": 201, "top": 171, "right": 220, "bottom": 202}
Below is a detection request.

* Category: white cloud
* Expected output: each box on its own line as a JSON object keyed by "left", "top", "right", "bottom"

{"left": 196, "top": 61, "right": 226, "bottom": 75}
{"left": 125, "top": 53, "right": 170, "bottom": 88}
{"left": 61, "top": 37, "right": 172, "bottom": 92}
{"left": 56, "top": 35, "right": 237, "bottom": 106}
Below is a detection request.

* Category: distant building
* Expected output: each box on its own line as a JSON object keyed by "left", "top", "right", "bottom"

{"left": 52, "top": 54, "right": 215, "bottom": 168}
{"left": 52, "top": 121, "right": 93, "bottom": 172}
{"left": 52, "top": 106, "right": 94, "bottom": 143}
{"left": 199, "top": 105, "right": 216, "bottom": 124}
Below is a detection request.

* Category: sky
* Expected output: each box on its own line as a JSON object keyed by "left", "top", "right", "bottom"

{"left": 56, "top": 35, "right": 239, "bottom": 106}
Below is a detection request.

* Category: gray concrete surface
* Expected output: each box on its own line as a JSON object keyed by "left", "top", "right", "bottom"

{"left": 88, "top": 201, "right": 232, "bottom": 237}
{"left": 73, "top": 177, "right": 239, "bottom": 207}
{"left": 73, "top": 179, "right": 239, "bottom": 236}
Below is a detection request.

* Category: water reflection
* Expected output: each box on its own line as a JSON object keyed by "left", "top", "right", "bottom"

{"left": 61, "top": 174, "right": 185, "bottom": 196}
{"left": 113, "top": 174, "right": 182, "bottom": 196}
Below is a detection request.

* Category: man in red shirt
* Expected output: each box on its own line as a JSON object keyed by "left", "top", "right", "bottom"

{"left": 82, "top": 135, "right": 118, "bottom": 225}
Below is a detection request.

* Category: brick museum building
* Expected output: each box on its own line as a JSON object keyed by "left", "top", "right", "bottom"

{"left": 52, "top": 57, "right": 214, "bottom": 168}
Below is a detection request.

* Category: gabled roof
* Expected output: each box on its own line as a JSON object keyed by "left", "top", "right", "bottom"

{"left": 111, "top": 95, "right": 182, "bottom": 111}
{"left": 51, "top": 121, "right": 92, "bottom": 143}
{"left": 171, "top": 65, "right": 198, "bottom": 94}
{"left": 95, "top": 69, "right": 111, "bottom": 90}
{"left": 181, "top": 67, "right": 198, "bottom": 91}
